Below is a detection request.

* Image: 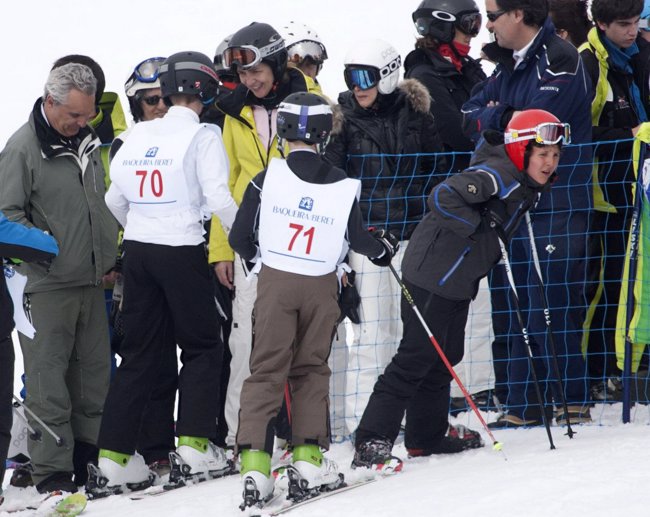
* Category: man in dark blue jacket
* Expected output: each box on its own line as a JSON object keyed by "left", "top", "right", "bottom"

{"left": 0, "top": 213, "right": 58, "bottom": 502}
{"left": 462, "top": 0, "right": 594, "bottom": 426}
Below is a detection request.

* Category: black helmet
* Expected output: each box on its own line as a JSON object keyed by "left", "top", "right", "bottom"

{"left": 412, "top": 0, "right": 482, "bottom": 43}
{"left": 277, "top": 92, "right": 332, "bottom": 145}
{"left": 159, "top": 51, "right": 219, "bottom": 105}
{"left": 225, "top": 22, "right": 288, "bottom": 82}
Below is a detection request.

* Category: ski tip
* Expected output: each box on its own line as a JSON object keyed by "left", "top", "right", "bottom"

{"left": 51, "top": 493, "right": 88, "bottom": 516}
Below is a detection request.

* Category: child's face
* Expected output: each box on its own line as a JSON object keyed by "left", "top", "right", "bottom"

{"left": 526, "top": 144, "right": 560, "bottom": 185}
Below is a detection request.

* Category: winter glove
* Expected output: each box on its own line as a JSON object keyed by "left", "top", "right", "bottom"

{"left": 337, "top": 269, "right": 361, "bottom": 324}
{"left": 369, "top": 229, "right": 399, "bottom": 267}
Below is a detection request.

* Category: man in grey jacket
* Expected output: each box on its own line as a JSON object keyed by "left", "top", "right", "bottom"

{"left": 0, "top": 62, "right": 118, "bottom": 493}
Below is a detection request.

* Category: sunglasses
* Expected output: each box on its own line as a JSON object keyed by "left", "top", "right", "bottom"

{"left": 486, "top": 9, "right": 508, "bottom": 22}
{"left": 141, "top": 95, "right": 163, "bottom": 106}
{"left": 505, "top": 122, "right": 572, "bottom": 146}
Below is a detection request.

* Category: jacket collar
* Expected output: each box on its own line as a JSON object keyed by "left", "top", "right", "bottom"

{"left": 32, "top": 98, "right": 99, "bottom": 160}
{"left": 482, "top": 18, "right": 556, "bottom": 72}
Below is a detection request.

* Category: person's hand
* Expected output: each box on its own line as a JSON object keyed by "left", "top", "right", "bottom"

{"left": 103, "top": 270, "right": 119, "bottom": 285}
{"left": 369, "top": 229, "right": 399, "bottom": 267}
{"left": 215, "top": 261, "right": 234, "bottom": 289}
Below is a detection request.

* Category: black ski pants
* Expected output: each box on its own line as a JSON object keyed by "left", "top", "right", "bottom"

{"left": 0, "top": 335, "right": 14, "bottom": 485}
{"left": 98, "top": 241, "right": 223, "bottom": 455}
{"left": 355, "top": 280, "right": 470, "bottom": 450}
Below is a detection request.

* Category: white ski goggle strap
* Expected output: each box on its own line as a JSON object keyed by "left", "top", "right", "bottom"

{"left": 505, "top": 122, "right": 571, "bottom": 145}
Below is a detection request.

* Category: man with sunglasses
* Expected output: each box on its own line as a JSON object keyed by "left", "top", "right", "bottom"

{"left": 462, "top": 0, "right": 594, "bottom": 428}
{"left": 579, "top": 0, "right": 650, "bottom": 402}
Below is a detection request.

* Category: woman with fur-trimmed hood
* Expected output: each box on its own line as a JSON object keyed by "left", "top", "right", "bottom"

{"left": 323, "top": 39, "right": 446, "bottom": 438}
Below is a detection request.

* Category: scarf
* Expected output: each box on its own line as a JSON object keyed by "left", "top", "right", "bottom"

{"left": 437, "top": 41, "right": 471, "bottom": 72}
{"left": 602, "top": 35, "right": 648, "bottom": 122}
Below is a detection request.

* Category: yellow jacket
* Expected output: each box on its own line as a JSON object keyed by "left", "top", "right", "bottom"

{"left": 207, "top": 70, "right": 319, "bottom": 263}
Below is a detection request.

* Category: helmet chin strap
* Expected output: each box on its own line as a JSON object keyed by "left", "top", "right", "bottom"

{"left": 277, "top": 136, "right": 287, "bottom": 159}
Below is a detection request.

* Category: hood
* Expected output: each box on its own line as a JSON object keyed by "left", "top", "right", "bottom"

{"left": 331, "top": 78, "right": 431, "bottom": 135}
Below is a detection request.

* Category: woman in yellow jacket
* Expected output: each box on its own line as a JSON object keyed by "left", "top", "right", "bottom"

{"left": 208, "top": 21, "right": 320, "bottom": 449}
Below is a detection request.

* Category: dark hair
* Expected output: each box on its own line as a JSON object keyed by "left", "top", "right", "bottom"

{"left": 52, "top": 54, "right": 105, "bottom": 104}
{"left": 549, "top": 0, "right": 593, "bottom": 46}
{"left": 414, "top": 35, "right": 440, "bottom": 50}
{"left": 496, "top": 0, "right": 549, "bottom": 27}
{"left": 591, "top": 0, "right": 643, "bottom": 24}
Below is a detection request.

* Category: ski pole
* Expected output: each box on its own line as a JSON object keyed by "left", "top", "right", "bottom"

{"left": 12, "top": 395, "right": 65, "bottom": 447}
{"left": 11, "top": 403, "right": 42, "bottom": 442}
{"left": 387, "top": 263, "right": 506, "bottom": 458}
{"left": 496, "top": 234, "right": 555, "bottom": 450}
{"left": 524, "top": 212, "right": 574, "bottom": 438}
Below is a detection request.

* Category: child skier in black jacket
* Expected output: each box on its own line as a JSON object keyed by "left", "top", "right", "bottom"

{"left": 351, "top": 109, "right": 570, "bottom": 470}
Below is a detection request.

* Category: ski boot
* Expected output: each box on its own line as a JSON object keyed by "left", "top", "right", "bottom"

{"left": 286, "top": 445, "right": 344, "bottom": 502}
{"left": 239, "top": 449, "right": 275, "bottom": 510}
{"left": 351, "top": 438, "right": 403, "bottom": 474}
{"left": 86, "top": 451, "right": 154, "bottom": 499}
{"left": 166, "top": 436, "right": 234, "bottom": 489}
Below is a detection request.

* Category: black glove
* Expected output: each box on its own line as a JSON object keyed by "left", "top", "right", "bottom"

{"left": 338, "top": 269, "right": 361, "bottom": 324}
{"left": 369, "top": 229, "right": 399, "bottom": 267}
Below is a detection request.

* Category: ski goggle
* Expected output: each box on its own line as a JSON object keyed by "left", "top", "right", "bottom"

{"left": 344, "top": 56, "right": 401, "bottom": 91}
{"left": 140, "top": 94, "right": 163, "bottom": 106}
{"left": 414, "top": 10, "right": 482, "bottom": 37}
{"left": 286, "top": 40, "right": 328, "bottom": 64}
{"left": 344, "top": 66, "right": 380, "bottom": 91}
{"left": 505, "top": 122, "right": 572, "bottom": 145}
{"left": 132, "top": 57, "right": 166, "bottom": 83}
{"left": 222, "top": 40, "right": 285, "bottom": 71}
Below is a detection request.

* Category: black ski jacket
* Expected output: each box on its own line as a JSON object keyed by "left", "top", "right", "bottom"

{"left": 324, "top": 79, "right": 446, "bottom": 241}
{"left": 404, "top": 46, "right": 486, "bottom": 164}
{"left": 401, "top": 131, "right": 548, "bottom": 301}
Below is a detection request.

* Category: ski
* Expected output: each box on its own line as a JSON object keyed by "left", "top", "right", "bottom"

{"left": 48, "top": 493, "right": 87, "bottom": 516}
{"left": 250, "top": 477, "right": 377, "bottom": 516}
{"left": 128, "top": 466, "right": 238, "bottom": 500}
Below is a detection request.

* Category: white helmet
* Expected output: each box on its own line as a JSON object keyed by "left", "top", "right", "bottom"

{"left": 344, "top": 39, "right": 401, "bottom": 95}
{"left": 124, "top": 57, "right": 166, "bottom": 97}
{"left": 280, "top": 21, "right": 328, "bottom": 63}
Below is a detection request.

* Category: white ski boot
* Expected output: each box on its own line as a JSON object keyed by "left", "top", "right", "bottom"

{"left": 167, "top": 436, "right": 233, "bottom": 487}
{"left": 287, "top": 445, "right": 343, "bottom": 501}
{"left": 86, "top": 451, "right": 154, "bottom": 499}
{"left": 239, "top": 449, "right": 275, "bottom": 510}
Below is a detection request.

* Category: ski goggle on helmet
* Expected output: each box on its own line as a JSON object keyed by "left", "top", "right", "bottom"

{"left": 125, "top": 57, "right": 166, "bottom": 97}
{"left": 504, "top": 122, "right": 571, "bottom": 146}
{"left": 222, "top": 40, "right": 286, "bottom": 71}
{"left": 344, "top": 55, "right": 402, "bottom": 91}
{"left": 287, "top": 40, "right": 328, "bottom": 64}
{"left": 414, "top": 10, "right": 482, "bottom": 37}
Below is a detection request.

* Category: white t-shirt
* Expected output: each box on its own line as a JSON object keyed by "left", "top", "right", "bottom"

{"left": 106, "top": 105, "right": 238, "bottom": 246}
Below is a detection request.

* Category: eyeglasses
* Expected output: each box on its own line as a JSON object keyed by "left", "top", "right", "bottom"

{"left": 133, "top": 57, "right": 166, "bottom": 83}
{"left": 505, "top": 122, "right": 572, "bottom": 145}
{"left": 222, "top": 40, "right": 285, "bottom": 71}
{"left": 141, "top": 95, "right": 163, "bottom": 106}
{"left": 286, "top": 40, "right": 328, "bottom": 64}
{"left": 486, "top": 9, "right": 507, "bottom": 22}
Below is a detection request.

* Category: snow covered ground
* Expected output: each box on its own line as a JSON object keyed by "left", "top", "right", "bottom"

{"left": 3, "top": 403, "right": 650, "bottom": 517}
{"left": 3, "top": 1, "right": 649, "bottom": 516}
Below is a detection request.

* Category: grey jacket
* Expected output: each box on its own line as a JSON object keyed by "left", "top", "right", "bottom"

{"left": 0, "top": 99, "right": 118, "bottom": 292}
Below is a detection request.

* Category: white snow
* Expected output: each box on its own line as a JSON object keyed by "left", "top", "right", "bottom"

{"left": 2, "top": 1, "right": 646, "bottom": 516}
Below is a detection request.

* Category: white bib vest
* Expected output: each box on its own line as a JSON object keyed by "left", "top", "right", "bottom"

{"left": 258, "top": 158, "right": 360, "bottom": 276}
{"left": 110, "top": 121, "right": 201, "bottom": 218}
